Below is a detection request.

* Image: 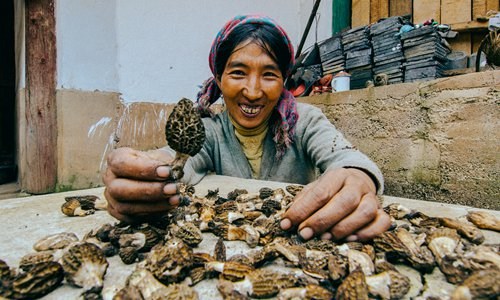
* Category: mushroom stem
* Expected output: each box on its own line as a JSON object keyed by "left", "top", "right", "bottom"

{"left": 171, "top": 152, "right": 190, "bottom": 180}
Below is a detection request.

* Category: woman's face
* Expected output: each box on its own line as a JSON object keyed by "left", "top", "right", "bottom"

{"left": 216, "top": 41, "right": 284, "bottom": 129}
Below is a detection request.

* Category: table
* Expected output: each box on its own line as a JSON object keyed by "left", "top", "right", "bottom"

{"left": 0, "top": 174, "right": 498, "bottom": 299}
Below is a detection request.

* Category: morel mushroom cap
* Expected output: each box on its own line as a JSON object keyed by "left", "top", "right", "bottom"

{"left": 278, "top": 284, "right": 334, "bottom": 300}
{"left": 61, "top": 242, "right": 109, "bottom": 291}
{"left": 9, "top": 261, "right": 64, "bottom": 299}
{"left": 19, "top": 251, "right": 55, "bottom": 272}
{"left": 219, "top": 269, "right": 301, "bottom": 299}
{"left": 466, "top": 210, "right": 500, "bottom": 232}
{"left": 165, "top": 98, "right": 205, "bottom": 157}
{"left": 144, "top": 237, "right": 194, "bottom": 284}
{"left": 33, "top": 232, "right": 79, "bottom": 251}
{"left": 165, "top": 98, "right": 206, "bottom": 179}
{"left": 170, "top": 222, "right": 203, "bottom": 247}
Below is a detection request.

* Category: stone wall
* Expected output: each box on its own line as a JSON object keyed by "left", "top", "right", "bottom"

{"left": 300, "top": 70, "right": 499, "bottom": 209}
{"left": 52, "top": 70, "right": 499, "bottom": 209}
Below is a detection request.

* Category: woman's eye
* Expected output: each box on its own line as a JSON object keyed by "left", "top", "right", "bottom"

{"left": 264, "top": 71, "right": 279, "bottom": 78}
{"left": 229, "top": 70, "right": 245, "bottom": 76}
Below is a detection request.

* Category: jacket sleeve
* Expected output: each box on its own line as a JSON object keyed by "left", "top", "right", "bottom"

{"left": 298, "top": 104, "right": 385, "bottom": 194}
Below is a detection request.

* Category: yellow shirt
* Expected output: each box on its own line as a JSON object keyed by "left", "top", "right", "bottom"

{"left": 229, "top": 115, "right": 269, "bottom": 178}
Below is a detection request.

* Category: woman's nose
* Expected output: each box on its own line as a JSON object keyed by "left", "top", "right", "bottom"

{"left": 242, "top": 76, "right": 263, "bottom": 100}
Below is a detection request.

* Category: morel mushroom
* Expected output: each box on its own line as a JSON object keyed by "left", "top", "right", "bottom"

{"left": 61, "top": 242, "right": 109, "bottom": 292}
{"left": 7, "top": 261, "right": 64, "bottom": 300}
{"left": 165, "top": 98, "right": 206, "bottom": 180}
{"left": 33, "top": 232, "right": 79, "bottom": 251}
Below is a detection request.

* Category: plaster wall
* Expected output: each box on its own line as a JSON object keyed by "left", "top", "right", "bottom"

{"left": 55, "top": 71, "right": 499, "bottom": 210}
{"left": 54, "top": 0, "right": 333, "bottom": 103}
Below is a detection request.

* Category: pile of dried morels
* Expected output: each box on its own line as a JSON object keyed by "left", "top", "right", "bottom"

{"left": 1, "top": 185, "right": 499, "bottom": 300}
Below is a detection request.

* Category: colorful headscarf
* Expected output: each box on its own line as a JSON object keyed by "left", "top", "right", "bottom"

{"left": 196, "top": 15, "right": 299, "bottom": 159}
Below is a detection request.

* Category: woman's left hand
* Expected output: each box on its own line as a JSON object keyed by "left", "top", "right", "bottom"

{"left": 280, "top": 168, "right": 391, "bottom": 242}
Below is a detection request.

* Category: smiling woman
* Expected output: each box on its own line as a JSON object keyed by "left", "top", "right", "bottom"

{"left": 103, "top": 15, "right": 391, "bottom": 242}
{"left": 197, "top": 15, "right": 298, "bottom": 160}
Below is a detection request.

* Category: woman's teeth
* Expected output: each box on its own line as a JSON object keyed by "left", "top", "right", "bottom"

{"left": 240, "top": 105, "right": 261, "bottom": 114}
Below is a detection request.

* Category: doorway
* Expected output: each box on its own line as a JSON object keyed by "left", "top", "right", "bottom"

{"left": 0, "top": 0, "right": 16, "bottom": 184}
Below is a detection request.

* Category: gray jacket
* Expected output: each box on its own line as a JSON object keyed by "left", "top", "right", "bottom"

{"left": 167, "top": 102, "right": 384, "bottom": 193}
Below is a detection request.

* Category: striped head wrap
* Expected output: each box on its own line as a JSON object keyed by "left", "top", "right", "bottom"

{"left": 196, "top": 15, "right": 299, "bottom": 159}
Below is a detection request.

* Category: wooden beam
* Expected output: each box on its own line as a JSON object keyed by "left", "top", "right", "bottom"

{"left": 352, "top": 0, "right": 370, "bottom": 28}
{"left": 486, "top": 0, "right": 499, "bottom": 13}
{"left": 441, "top": 0, "right": 472, "bottom": 24}
{"left": 25, "top": 0, "right": 57, "bottom": 194}
{"left": 413, "top": 0, "right": 441, "bottom": 24}
{"left": 451, "top": 20, "right": 489, "bottom": 32}
{"left": 472, "top": 0, "right": 498, "bottom": 20}
{"left": 473, "top": 0, "right": 488, "bottom": 20}
{"left": 370, "top": 0, "right": 389, "bottom": 23}
{"left": 389, "top": 0, "right": 412, "bottom": 18}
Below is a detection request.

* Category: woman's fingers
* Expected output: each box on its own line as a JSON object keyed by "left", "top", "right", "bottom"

{"left": 106, "top": 178, "right": 178, "bottom": 202}
{"left": 102, "top": 147, "right": 180, "bottom": 223}
{"left": 105, "top": 188, "right": 176, "bottom": 223}
{"left": 107, "top": 147, "right": 173, "bottom": 181}
{"left": 292, "top": 193, "right": 387, "bottom": 241}
{"left": 344, "top": 209, "right": 392, "bottom": 242}
{"left": 295, "top": 189, "right": 361, "bottom": 239}
{"left": 280, "top": 168, "right": 384, "bottom": 241}
{"left": 326, "top": 193, "right": 380, "bottom": 240}
{"left": 281, "top": 169, "right": 346, "bottom": 229}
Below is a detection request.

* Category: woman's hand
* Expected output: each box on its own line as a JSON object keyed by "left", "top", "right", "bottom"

{"left": 102, "top": 147, "right": 179, "bottom": 223}
{"left": 280, "top": 168, "right": 391, "bottom": 242}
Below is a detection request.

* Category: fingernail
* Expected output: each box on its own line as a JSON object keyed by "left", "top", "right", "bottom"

{"left": 320, "top": 232, "right": 332, "bottom": 240}
{"left": 299, "top": 227, "right": 314, "bottom": 240}
{"left": 163, "top": 183, "right": 178, "bottom": 195}
{"left": 346, "top": 235, "right": 358, "bottom": 242}
{"left": 280, "top": 218, "right": 292, "bottom": 230}
{"left": 169, "top": 196, "right": 180, "bottom": 206}
{"left": 156, "top": 166, "right": 170, "bottom": 178}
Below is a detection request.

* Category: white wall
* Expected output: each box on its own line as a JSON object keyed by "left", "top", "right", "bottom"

{"left": 57, "top": 0, "right": 119, "bottom": 92}
{"left": 56, "top": 0, "right": 332, "bottom": 103}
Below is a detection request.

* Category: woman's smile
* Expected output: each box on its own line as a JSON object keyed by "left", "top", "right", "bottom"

{"left": 217, "top": 41, "right": 284, "bottom": 129}
{"left": 239, "top": 104, "right": 263, "bottom": 117}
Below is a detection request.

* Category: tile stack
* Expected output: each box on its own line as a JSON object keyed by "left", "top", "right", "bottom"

{"left": 401, "top": 26, "right": 450, "bottom": 82}
{"left": 371, "top": 16, "right": 405, "bottom": 85}
{"left": 318, "top": 34, "right": 345, "bottom": 76}
{"left": 342, "top": 25, "right": 373, "bottom": 89}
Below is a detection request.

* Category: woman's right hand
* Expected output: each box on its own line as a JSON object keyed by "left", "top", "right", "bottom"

{"left": 102, "top": 147, "right": 179, "bottom": 223}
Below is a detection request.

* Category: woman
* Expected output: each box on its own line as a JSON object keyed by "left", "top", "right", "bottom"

{"left": 103, "top": 15, "right": 391, "bottom": 242}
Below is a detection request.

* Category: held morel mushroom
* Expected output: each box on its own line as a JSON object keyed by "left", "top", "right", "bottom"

{"left": 165, "top": 98, "right": 206, "bottom": 180}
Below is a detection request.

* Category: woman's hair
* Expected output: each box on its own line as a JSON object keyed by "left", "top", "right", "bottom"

{"left": 214, "top": 23, "right": 293, "bottom": 78}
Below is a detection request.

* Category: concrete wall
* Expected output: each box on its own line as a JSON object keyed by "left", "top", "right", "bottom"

{"left": 301, "top": 71, "right": 500, "bottom": 210}
{"left": 55, "top": 71, "right": 499, "bottom": 210}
